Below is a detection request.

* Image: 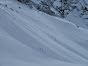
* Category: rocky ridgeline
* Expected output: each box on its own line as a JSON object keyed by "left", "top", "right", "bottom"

{"left": 18, "top": 0, "right": 88, "bottom": 22}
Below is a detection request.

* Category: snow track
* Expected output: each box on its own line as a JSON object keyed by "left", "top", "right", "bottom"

{"left": 0, "top": 0, "right": 88, "bottom": 66}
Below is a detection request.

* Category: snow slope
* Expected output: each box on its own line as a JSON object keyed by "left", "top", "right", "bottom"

{"left": 66, "top": 9, "right": 88, "bottom": 30}
{"left": 0, "top": 0, "right": 88, "bottom": 66}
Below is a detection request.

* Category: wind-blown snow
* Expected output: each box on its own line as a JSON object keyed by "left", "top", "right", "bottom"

{"left": 0, "top": 0, "right": 88, "bottom": 66}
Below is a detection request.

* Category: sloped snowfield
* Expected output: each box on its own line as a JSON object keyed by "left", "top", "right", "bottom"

{"left": 0, "top": 0, "right": 88, "bottom": 66}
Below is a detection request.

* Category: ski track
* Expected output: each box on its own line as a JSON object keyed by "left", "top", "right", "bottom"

{"left": 0, "top": 1, "right": 88, "bottom": 66}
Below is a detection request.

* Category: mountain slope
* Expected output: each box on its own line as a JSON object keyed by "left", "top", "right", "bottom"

{"left": 18, "top": 0, "right": 88, "bottom": 29}
{"left": 0, "top": 0, "right": 88, "bottom": 66}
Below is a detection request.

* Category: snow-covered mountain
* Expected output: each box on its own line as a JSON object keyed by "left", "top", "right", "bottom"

{"left": 18, "top": 0, "right": 88, "bottom": 29}
{"left": 0, "top": 0, "right": 88, "bottom": 66}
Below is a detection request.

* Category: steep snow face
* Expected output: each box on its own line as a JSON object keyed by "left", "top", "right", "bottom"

{"left": 0, "top": 0, "right": 88, "bottom": 66}
{"left": 66, "top": 8, "right": 88, "bottom": 30}
{"left": 17, "top": 0, "right": 88, "bottom": 29}
{"left": 65, "top": 0, "right": 88, "bottom": 30}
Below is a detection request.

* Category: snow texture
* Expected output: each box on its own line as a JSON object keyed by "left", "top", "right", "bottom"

{"left": 0, "top": 0, "right": 88, "bottom": 66}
